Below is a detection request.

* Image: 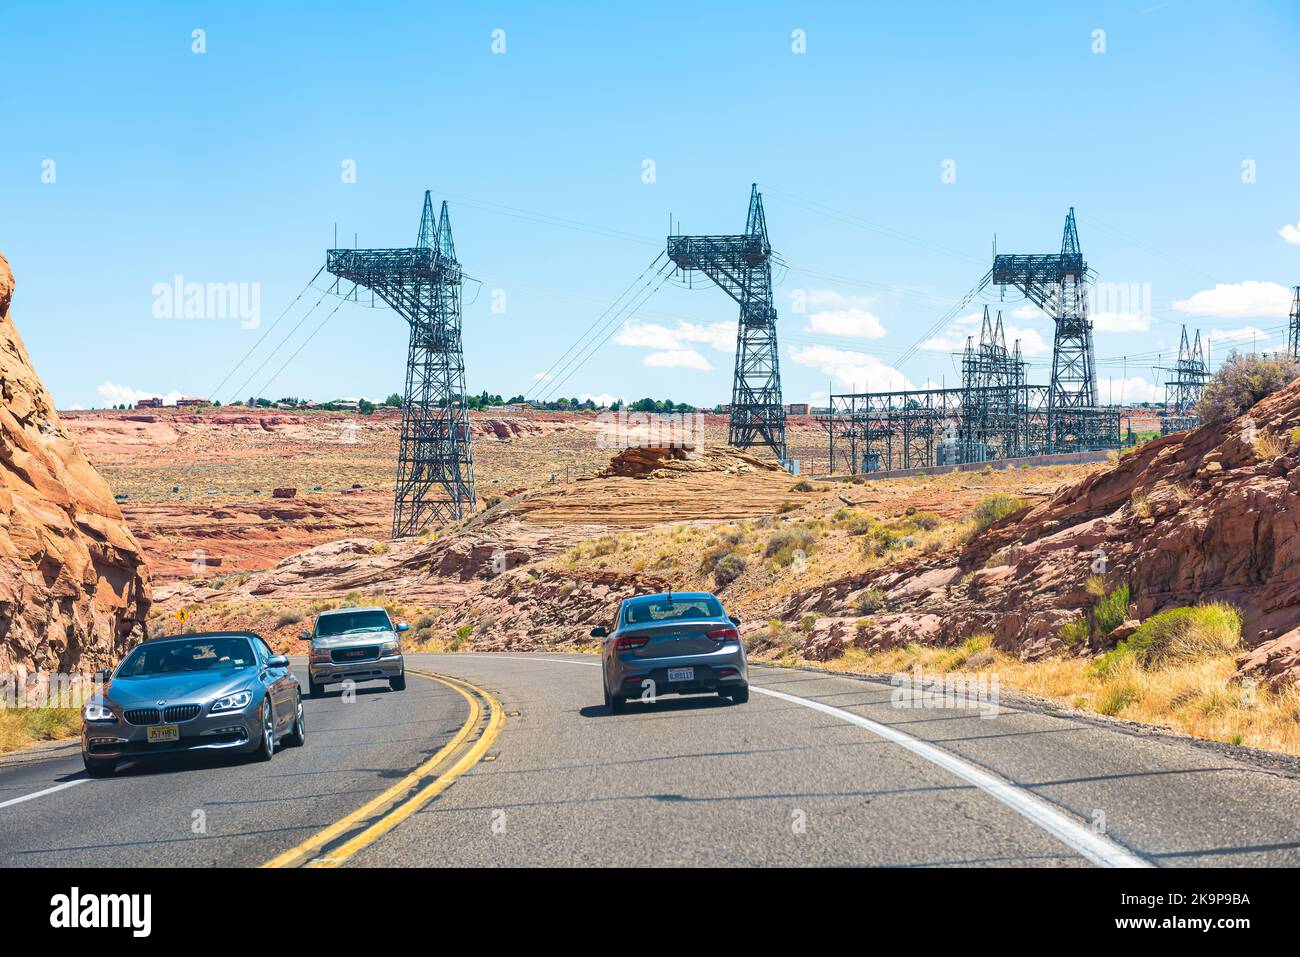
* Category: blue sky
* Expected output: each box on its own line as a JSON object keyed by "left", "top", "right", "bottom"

{"left": 2, "top": 0, "right": 1298, "bottom": 410}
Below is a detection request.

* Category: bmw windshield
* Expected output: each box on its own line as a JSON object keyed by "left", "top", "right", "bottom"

{"left": 115, "top": 637, "right": 256, "bottom": 677}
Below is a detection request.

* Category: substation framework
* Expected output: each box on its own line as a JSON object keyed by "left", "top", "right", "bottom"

{"left": 1290, "top": 286, "right": 1300, "bottom": 361}
{"left": 668, "top": 184, "right": 788, "bottom": 465}
{"left": 326, "top": 192, "right": 476, "bottom": 537}
{"left": 821, "top": 208, "right": 1120, "bottom": 475}
{"left": 1158, "top": 325, "right": 1208, "bottom": 435}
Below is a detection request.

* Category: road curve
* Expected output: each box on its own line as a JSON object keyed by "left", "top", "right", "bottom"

{"left": 2, "top": 652, "right": 1299, "bottom": 867}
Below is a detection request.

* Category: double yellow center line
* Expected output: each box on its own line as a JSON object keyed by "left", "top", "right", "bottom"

{"left": 262, "top": 669, "right": 504, "bottom": 868}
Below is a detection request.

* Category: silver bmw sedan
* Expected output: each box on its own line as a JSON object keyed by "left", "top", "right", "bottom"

{"left": 80, "top": 631, "right": 304, "bottom": 776}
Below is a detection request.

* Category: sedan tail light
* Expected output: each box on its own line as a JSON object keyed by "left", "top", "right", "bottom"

{"left": 615, "top": 635, "right": 650, "bottom": 650}
{"left": 707, "top": 627, "right": 740, "bottom": 642}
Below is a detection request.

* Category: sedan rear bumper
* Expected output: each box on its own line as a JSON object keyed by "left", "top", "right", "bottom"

{"left": 608, "top": 643, "right": 748, "bottom": 697}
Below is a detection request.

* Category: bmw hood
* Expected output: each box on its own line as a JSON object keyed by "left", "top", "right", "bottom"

{"left": 107, "top": 669, "right": 257, "bottom": 706}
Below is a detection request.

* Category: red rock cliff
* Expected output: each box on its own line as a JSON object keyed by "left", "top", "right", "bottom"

{"left": 0, "top": 252, "right": 150, "bottom": 671}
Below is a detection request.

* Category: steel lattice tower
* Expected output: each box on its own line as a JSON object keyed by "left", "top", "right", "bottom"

{"left": 1159, "top": 325, "right": 1208, "bottom": 434}
{"left": 668, "top": 184, "right": 787, "bottom": 464}
{"left": 993, "top": 208, "right": 1109, "bottom": 452}
{"left": 326, "top": 192, "right": 476, "bottom": 537}
{"left": 1289, "top": 285, "right": 1300, "bottom": 361}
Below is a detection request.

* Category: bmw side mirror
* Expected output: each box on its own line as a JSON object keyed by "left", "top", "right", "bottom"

{"left": 590, "top": 626, "right": 608, "bottom": 638}
{"left": 267, "top": 655, "right": 289, "bottom": 668}
{"left": 729, "top": 615, "right": 741, "bottom": 626}
{"left": 397, "top": 622, "right": 410, "bottom": 632}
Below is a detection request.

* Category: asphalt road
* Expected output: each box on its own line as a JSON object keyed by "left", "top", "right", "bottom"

{"left": 2, "top": 652, "right": 1298, "bottom": 867}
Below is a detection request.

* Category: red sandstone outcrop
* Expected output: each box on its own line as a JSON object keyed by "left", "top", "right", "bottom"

{"left": 775, "top": 379, "right": 1300, "bottom": 690}
{"left": 0, "top": 253, "right": 150, "bottom": 671}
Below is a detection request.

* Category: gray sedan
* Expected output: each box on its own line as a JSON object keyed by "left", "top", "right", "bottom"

{"left": 593, "top": 591, "right": 749, "bottom": 713}
{"left": 80, "top": 631, "right": 304, "bottom": 776}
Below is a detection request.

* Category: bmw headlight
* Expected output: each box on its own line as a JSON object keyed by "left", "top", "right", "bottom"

{"left": 211, "top": 689, "right": 254, "bottom": 713}
{"left": 83, "top": 700, "right": 116, "bottom": 723}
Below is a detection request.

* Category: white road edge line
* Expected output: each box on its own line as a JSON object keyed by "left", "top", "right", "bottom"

{"left": 0, "top": 779, "right": 85, "bottom": 810}
{"left": 440, "top": 653, "right": 1151, "bottom": 868}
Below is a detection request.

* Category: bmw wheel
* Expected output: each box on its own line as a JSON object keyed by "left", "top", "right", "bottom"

{"left": 283, "top": 695, "right": 306, "bottom": 747}
{"left": 83, "top": 757, "right": 115, "bottom": 778}
{"left": 254, "top": 698, "right": 275, "bottom": 761}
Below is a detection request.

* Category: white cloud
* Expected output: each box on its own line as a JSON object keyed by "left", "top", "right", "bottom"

{"left": 1279, "top": 222, "right": 1300, "bottom": 245}
{"left": 615, "top": 319, "right": 735, "bottom": 354}
{"left": 97, "top": 381, "right": 184, "bottom": 407}
{"left": 788, "top": 344, "right": 914, "bottom": 392}
{"left": 643, "top": 349, "right": 713, "bottom": 371}
{"left": 1010, "top": 305, "right": 1047, "bottom": 321}
{"left": 1092, "top": 311, "right": 1153, "bottom": 333}
{"left": 1096, "top": 376, "right": 1160, "bottom": 405}
{"left": 1204, "top": 325, "right": 1270, "bottom": 347}
{"left": 921, "top": 311, "right": 1050, "bottom": 356}
{"left": 579, "top": 392, "right": 624, "bottom": 408}
{"left": 1172, "top": 281, "right": 1292, "bottom": 318}
{"left": 803, "top": 307, "right": 887, "bottom": 339}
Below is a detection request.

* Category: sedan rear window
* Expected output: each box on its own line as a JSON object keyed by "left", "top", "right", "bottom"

{"left": 624, "top": 597, "right": 722, "bottom": 624}
{"left": 117, "top": 637, "right": 254, "bottom": 677}
{"left": 315, "top": 610, "right": 392, "bottom": 637}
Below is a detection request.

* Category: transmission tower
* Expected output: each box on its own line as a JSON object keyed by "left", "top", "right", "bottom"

{"left": 993, "top": 208, "right": 1111, "bottom": 452}
{"left": 668, "top": 184, "right": 787, "bottom": 465}
{"left": 958, "top": 306, "right": 1030, "bottom": 460}
{"left": 1159, "top": 325, "right": 1208, "bottom": 434}
{"left": 1289, "top": 285, "right": 1300, "bottom": 361}
{"left": 326, "top": 192, "right": 476, "bottom": 537}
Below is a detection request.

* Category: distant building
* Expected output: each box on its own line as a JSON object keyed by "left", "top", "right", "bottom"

{"left": 176, "top": 397, "right": 207, "bottom": 408}
{"left": 786, "top": 403, "right": 810, "bottom": 416}
{"left": 135, "top": 398, "right": 163, "bottom": 409}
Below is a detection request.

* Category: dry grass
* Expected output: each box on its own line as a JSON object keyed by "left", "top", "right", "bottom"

{"left": 0, "top": 707, "right": 83, "bottom": 755}
{"left": 762, "top": 612, "right": 1300, "bottom": 756}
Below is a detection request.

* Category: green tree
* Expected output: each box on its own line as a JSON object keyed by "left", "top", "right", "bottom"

{"left": 358, "top": 398, "right": 376, "bottom": 415}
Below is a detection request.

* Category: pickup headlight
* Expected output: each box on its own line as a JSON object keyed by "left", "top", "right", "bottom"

{"left": 381, "top": 640, "right": 400, "bottom": 654}
{"left": 211, "top": 690, "right": 254, "bottom": 713}
{"left": 309, "top": 647, "right": 331, "bottom": 663}
{"left": 83, "top": 700, "right": 116, "bottom": 723}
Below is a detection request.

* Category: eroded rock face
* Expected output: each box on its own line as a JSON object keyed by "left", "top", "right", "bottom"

{"left": 0, "top": 253, "right": 150, "bottom": 671}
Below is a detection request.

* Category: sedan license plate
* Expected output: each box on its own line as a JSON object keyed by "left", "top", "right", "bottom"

{"left": 667, "top": 667, "right": 694, "bottom": 682}
{"left": 147, "top": 724, "right": 179, "bottom": 744}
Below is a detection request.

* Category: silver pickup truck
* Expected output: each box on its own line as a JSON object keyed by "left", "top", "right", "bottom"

{"left": 304, "top": 606, "right": 408, "bottom": 697}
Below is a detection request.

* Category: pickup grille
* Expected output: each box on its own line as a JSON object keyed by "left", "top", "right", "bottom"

{"left": 331, "top": 646, "right": 380, "bottom": 664}
{"left": 124, "top": 708, "right": 161, "bottom": 726}
{"left": 164, "top": 704, "right": 201, "bottom": 722}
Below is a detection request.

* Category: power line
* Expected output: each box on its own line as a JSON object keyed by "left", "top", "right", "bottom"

{"left": 207, "top": 266, "right": 323, "bottom": 401}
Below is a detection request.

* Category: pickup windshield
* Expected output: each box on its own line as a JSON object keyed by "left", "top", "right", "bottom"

{"left": 315, "top": 610, "right": 392, "bottom": 637}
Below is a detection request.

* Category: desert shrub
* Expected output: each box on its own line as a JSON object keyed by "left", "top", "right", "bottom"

{"left": 1253, "top": 430, "right": 1286, "bottom": 459}
{"left": 454, "top": 623, "right": 474, "bottom": 642}
{"left": 857, "top": 588, "right": 886, "bottom": 613}
{"left": 764, "top": 528, "right": 814, "bottom": 564}
{"left": 909, "top": 511, "right": 941, "bottom": 531}
{"left": 1059, "top": 617, "right": 1090, "bottom": 646}
{"left": 416, "top": 614, "right": 436, "bottom": 629}
{"left": 274, "top": 611, "right": 304, "bottom": 628}
{"left": 712, "top": 553, "right": 747, "bottom": 587}
{"left": 1096, "top": 678, "right": 1141, "bottom": 716}
{"left": 1093, "top": 584, "right": 1131, "bottom": 637}
{"left": 485, "top": 495, "right": 502, "bottom": 509}
{"left": 790, "top": 480, "right": 815, "bottom": 492}
{"left": 969, "top": 494, "right": 1029, "bottom": 535}
{"left": 776, "top": 501, "right": 801, "bottom": 515}
{"left": 1094, "top": 603, "right": 1241, "bottom": 675}
{"left": 1196, "top": 351, "right": 1300, "bottom": 425}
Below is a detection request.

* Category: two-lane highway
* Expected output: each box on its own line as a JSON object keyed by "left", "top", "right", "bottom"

{"left": 2, "top": 653, "right": 1299, "bottom": 867}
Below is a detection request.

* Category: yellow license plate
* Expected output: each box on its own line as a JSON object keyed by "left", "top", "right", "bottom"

{"left": 147, "top": 724, "right": 179, "bottom": 743}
